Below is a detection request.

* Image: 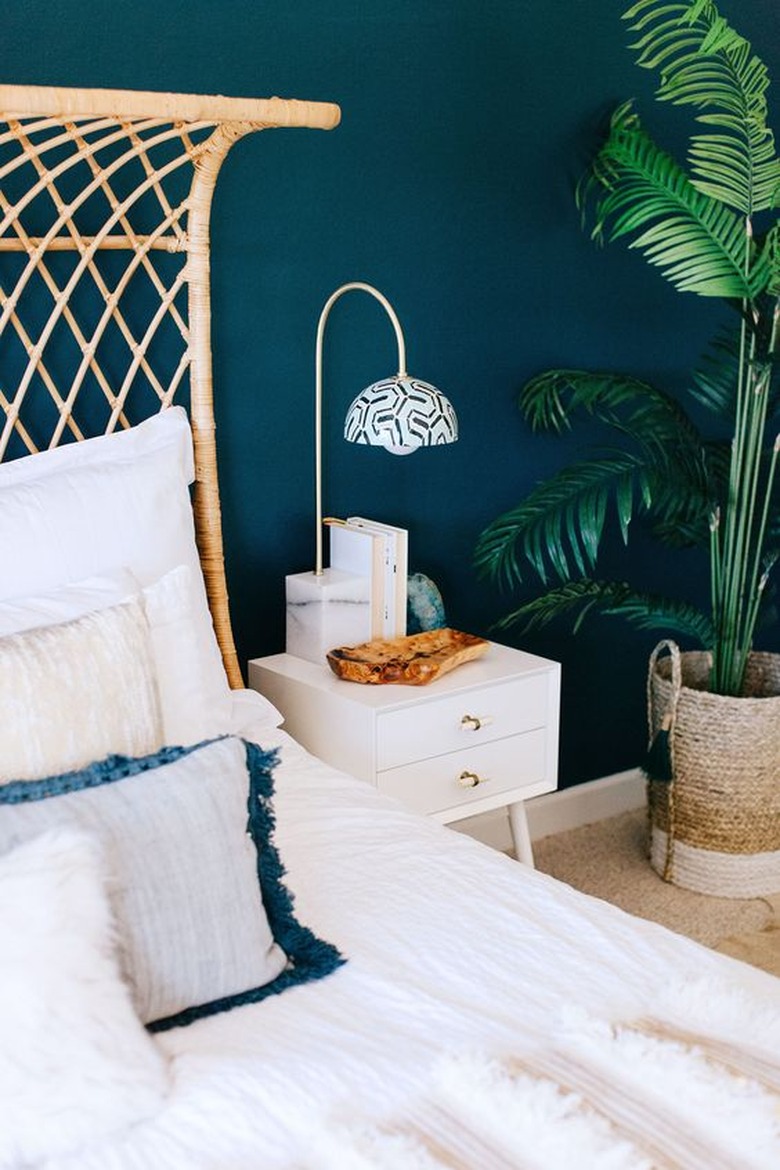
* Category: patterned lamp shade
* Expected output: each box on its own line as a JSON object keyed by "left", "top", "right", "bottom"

{"left": 344, "top": 375, "right": 458, "bottom": 455}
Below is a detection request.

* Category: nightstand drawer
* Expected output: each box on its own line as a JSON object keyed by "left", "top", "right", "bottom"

{"left": 376, "top": 676, "right": 547, "bottom": 770}
{"left": 377, "top": 730, "right": 546, "bottom": 816}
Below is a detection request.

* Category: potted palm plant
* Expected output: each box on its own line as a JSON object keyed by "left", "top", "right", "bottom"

{"left": 476, "top": 0, "right": 780, "bottom": 896}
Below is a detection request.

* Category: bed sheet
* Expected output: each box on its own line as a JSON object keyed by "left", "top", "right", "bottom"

{"left": 43, "top": 714, "right": 780, "bottom": 1170}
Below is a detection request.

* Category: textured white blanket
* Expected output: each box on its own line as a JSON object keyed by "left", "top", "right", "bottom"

{"left": 39, "top": 728, "right": 780, "bottom": 1170}
{"left": 305, "top": 1004, "right": 780, "bottom": 1170}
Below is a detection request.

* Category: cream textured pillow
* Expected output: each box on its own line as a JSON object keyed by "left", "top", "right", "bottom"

{"left": 0, "top": 566, "right": 284, "bottom": 746}
{"left": 0, "top": 829, "right": 169, "bottom": 1167}
{"left": 0, "top": 596, "right": 163, "bottom": 783}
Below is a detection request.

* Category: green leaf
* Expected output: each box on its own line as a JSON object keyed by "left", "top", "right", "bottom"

{"left": 475, "top": 366, "right": 718, "bottom": 587}
{"left": 475, "top": 453, "right": 653, "bottom": 588}
{"left": 691, "top": 311, "right": 780, "bottom": 423}
{"left": 493, "top": 578, "right": 714, "bottom": 644}
{"left": 690, "top": 327, "right": 741, "bottom": 415}
{"left": 520, "top": 368, "right": 703, "bottom": 448}
{"left": 519, "top": 369, "right": 709, "bottom": 491}
{"left": 762, "top": 227, "right": 780, "bottom": 297}
{"left": 578, "top": 101, "right": 763, "bottom": 298}
{"left": 648, "top": 452, "right": 721, "bottom": 547}
{"left": 622, "top": 0, "right": 780, "bottom": 216}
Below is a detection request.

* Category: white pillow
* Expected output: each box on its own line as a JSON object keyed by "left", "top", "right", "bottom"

{"left": 0, "top": 829, "right": 168, "bottom": 1167}
{"left": 0, "top": 566, "right": 282, "bottom": 744}
{"left": 143, "top": 564, "right": 235, "bottom": 742}
{"left": 0, "top": 569, "right": 139, "bottom": 633}
{"left": 0, "top": 406, "right": 230, "bottom": 725}
{"left": 0, "top": 596, "right": 163, "bottom": 783}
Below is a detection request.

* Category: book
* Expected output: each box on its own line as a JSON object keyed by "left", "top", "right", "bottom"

{"left": 346, "top": 516, "right": 408, "bottom": 638}
{"left": 326, "top": 519, "right": 385, "bottom": 639}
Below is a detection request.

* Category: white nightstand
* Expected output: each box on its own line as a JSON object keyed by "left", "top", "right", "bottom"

{"left": 248, "top": 642, "right": 560, "bottom": 866}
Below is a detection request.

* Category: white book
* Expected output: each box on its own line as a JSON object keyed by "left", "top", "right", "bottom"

{"left": 326, "top": 520, "right": 385, "bottom": 639}
{"left": 346, "top": 517, "right": 408, "bottom": 637}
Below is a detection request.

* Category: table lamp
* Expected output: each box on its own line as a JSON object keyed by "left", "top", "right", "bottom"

{"left": 286, "top": 280, "right": 458, "bottom": 664}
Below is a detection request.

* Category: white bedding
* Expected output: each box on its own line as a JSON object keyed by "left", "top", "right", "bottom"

{"left": 39, "top": 713, "right": 780, "bottom": 1170}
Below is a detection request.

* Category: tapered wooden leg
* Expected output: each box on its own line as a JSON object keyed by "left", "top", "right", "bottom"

{"left": 508, "top": 800, "right": 535, "bottom": 866}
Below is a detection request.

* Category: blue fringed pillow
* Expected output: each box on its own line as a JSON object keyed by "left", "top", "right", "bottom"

{"left": 0, "top": 736, "right": 345, "bottom": 1031}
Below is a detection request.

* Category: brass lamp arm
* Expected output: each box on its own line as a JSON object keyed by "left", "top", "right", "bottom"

{"left": 314, "top": 282, "right": 407, "bottom": 576}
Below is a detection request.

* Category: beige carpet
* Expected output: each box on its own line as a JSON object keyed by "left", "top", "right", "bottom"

{"left": 532, "top": 807, "right": 780, "bottom": 979}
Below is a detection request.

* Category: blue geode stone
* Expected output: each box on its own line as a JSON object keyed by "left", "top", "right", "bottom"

{"left": 406, "top": 572, "right": 446, "bottom": 633}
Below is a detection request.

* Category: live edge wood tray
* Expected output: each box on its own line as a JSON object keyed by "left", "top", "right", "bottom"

{"left": 326, "top": 628, "right": 489, "bottom": 686}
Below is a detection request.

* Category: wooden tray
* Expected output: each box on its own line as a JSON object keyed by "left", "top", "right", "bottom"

{"left": 326, "top": 628, "right": 489, "bottom": 685}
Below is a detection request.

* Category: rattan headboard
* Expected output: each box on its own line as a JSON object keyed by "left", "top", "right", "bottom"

{"left": 0, "top": 83, "right": 340, "bottom": 687}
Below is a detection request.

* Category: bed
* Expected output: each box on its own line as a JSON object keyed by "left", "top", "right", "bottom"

{"left": 0, "top": 83, "right": 779, "bottom": 1170}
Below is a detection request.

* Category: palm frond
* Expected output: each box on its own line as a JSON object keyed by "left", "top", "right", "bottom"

{"left": 763, "top": 226, "right": 780, "bottom": 298}
{"left": 519, "top": 368, "right": 704, "bottom": 453}
{"left": 647, "top": 441, "right": 725, "bottom": 547}
{"left": 747, "top": 286, "right": 780, "bottom": 426}
{"left": 493, "top": 578, "right": 714, "bottom": 644}
{"left": 690, "top": 327, "right": 741, "bottom": 415}
{"left": 691, "top": 310, "right": 780, "bottom": 423}
{"left": 476, "top": 367, "right": 719, "bottom": 587}
{"left": 623, "top": 0, "right": 780, "bottom": 215}
{"left": 475, "top": 453, "right": 653, "bottom": 589}
{"left": 520, "top": 367, "right": 713, "bottom": 512}
{"left": 579, "top": 102, "right": 765, "bottom": 298}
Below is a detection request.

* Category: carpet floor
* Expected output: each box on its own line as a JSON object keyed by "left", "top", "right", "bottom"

{"left": 532, "top": 807, "right": 780, "bottom": 980}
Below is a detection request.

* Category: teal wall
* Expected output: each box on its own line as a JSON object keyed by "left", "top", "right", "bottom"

{"left": 5, "top": 1, "right": 778, "bottom": 786}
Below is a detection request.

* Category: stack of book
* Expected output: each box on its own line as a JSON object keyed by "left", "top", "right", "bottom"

{"left": 325, "top": 516, "right": 408, "bottom": 642}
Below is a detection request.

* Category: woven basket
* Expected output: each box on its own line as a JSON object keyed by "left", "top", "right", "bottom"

{"left": 646, "top": 639, "right": 780, "bottom": 898}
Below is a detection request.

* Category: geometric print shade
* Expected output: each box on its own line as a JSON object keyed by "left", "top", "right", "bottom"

{"left": 344, "top": 376, "right": 458, "bottom": 453}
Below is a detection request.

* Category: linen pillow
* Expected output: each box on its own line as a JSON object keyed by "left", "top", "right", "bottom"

{"left": 0, "top": 595, "right": 163, "bottom": 783}
{"left": 0, "top": 829, "right": 168, "bottom": 1168}
{"left": 0, "top": 565, "right": 282, "bottom": 744}
{"left": 0, "top": 406, "right": 231, "bottom": 724}
{"left": 0, "top": 736, "right": 345, "bottom": 1030}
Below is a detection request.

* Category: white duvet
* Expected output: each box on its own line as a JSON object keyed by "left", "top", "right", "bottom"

{"left": 43, "top": 723, "right": 780, "bottom": 1170}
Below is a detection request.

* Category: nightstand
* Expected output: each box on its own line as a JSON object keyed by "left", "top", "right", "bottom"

{"left": 248, "top": 642, "right": 560, "bottom": 866}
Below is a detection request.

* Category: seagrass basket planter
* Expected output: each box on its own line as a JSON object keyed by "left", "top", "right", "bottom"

{"left": 646, "top": 640, "right": 780, "bottom": 898}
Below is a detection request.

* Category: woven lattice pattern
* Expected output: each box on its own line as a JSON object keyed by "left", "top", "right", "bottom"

{"left": 0, "top": 113, "right": 221, "bottom": 459}
{"left": 0, "top": 85, "right": 340, "bottom": 687}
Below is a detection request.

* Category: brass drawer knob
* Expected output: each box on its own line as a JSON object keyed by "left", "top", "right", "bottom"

{"left": 458, "top": 770, "right": 489, "bottom": 789}
{"left": 460, "top": 713, "right": 494, "bottom": 732}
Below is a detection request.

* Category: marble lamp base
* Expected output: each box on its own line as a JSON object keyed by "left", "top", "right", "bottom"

{"left": 285, "top": 569, "right": 372, "bottom": 665}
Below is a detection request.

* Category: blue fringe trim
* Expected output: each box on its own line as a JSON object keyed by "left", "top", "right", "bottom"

{"left": 0, "top": 739, "right": 211, "bottom": 804}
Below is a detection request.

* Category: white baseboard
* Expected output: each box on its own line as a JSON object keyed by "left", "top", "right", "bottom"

{"left": 452, "top": 767, "right": 646, "bottom": 853}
